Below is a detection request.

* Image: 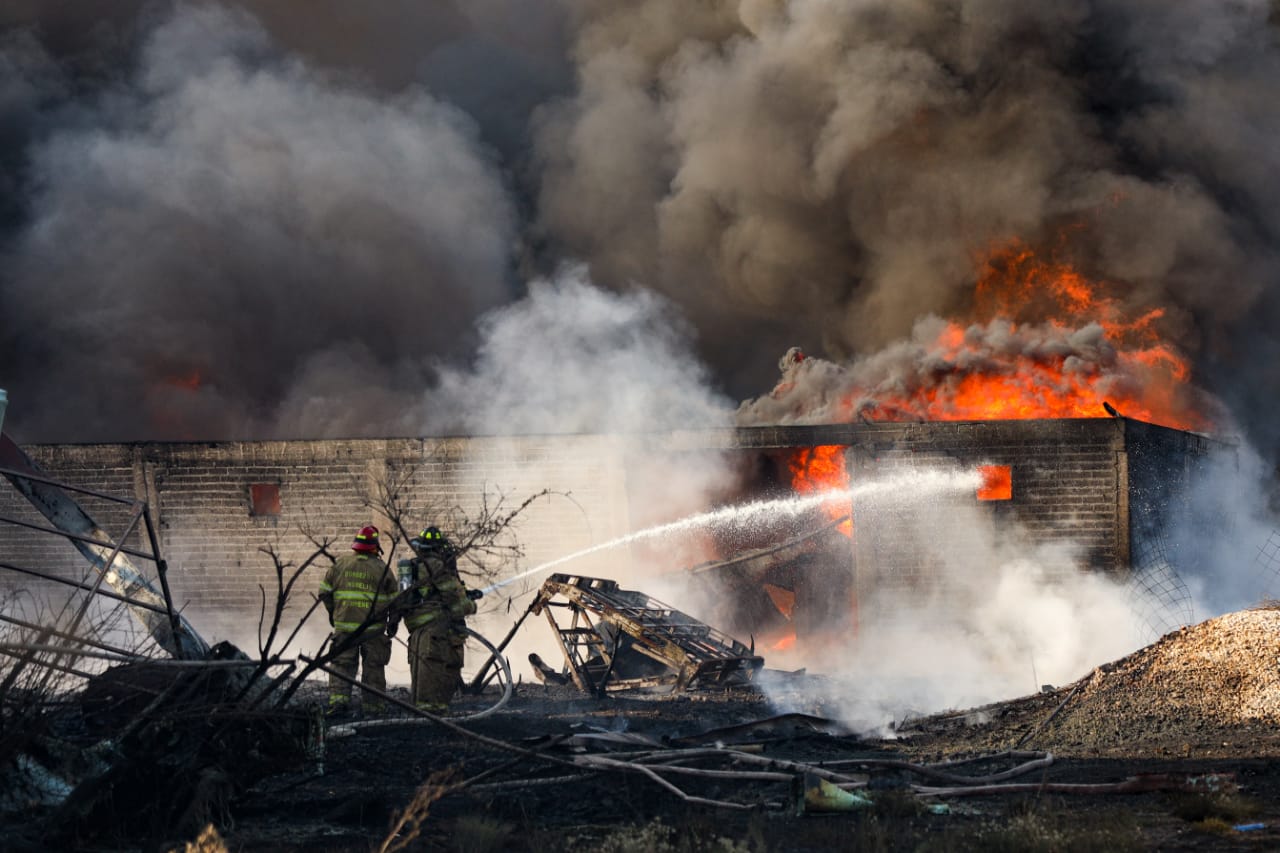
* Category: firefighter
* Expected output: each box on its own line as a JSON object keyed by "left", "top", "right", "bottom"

{"left": 395, "top": 525, "right": 481, "bottom": 713}
{"left": 318, "top": 524, "right": 397, "bottom": 718}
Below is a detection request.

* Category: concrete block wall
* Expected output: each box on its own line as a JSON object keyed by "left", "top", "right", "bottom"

{"left": 847, "top": 419, "right": 1129, "bottom": 599}
{"left": 0, "top": 421, "right": 1231, "bottom": 652}
{"left": 0, "top": 435, "right": 632, "bottom": 648}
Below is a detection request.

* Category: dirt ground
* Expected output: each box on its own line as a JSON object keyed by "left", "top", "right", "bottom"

{"left": 211, "top": 674, "right": 1280, "bottom": 853}
{"left": 14, "top": 607, "right": 1280, "bottom": 852}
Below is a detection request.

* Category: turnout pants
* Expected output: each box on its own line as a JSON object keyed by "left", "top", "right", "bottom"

{"left": 328, "top": 629, "right": 392, "bottom": 714}
{"left": 408, "top": 619, "right": 465, "bottom": 712}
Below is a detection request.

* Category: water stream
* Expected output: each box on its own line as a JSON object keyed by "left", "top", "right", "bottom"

{"left": 480, "top": 467, "right": 981, "bottom": 595}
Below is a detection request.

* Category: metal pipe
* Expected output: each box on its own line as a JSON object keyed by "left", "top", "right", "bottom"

{"left": 141, "top": 510, "right": 185, "bottom": 656}
{"left": 0, "top": 560, "right": 171, "bottom": 615}
{"left": 0, "top": 612, "right": 141, "bottom": 660}
{"left": 0, "top": 512, "right": 157, "bottom": 562}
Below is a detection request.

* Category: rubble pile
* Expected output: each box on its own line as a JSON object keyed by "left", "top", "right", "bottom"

{"left": 903, "top": 605, "right": 1280, "bottom": 759}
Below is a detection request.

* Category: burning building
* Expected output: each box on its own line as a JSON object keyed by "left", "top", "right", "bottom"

{"left": 0, "top": 196, "right": 1247, "bottom": 680}
{"left": 0, "top": 413, "right": 1231, "bottom": 670}
{"left": 642, "top": 415, "right": 1230, "bottom": 657}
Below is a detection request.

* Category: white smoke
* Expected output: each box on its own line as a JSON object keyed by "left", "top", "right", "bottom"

{"left": 755, "top": 491, "right": 1144, "bottom": 734}
{"left": 428, "top": 264, "right": 731, "bottom": 436}
{"left": 414, "top": 266, "right": 741, "bottom": 680}
{"left": 1156, "top": 435, "right": 1280, "bottom": 618}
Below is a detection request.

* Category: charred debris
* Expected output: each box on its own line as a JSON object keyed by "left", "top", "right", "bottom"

{"left": 0, "top": 430, "right": 823, "bottom": 849}
{"left": 483, "top": 573, "right": 765, "bottom": 697}
{"left": 0, "top": 433, "right": 332, "bottom": 849}
{"left": 6, "top": 423, "right": 1276, "bottom": 850}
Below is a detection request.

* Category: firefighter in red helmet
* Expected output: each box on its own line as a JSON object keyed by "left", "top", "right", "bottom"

{"left": 317, "top": 525, "right": 398, "bottom": 718}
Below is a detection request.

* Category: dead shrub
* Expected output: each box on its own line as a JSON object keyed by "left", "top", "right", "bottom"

{"left": 1167, "top": 790, "right": 1262, "bottom": 825}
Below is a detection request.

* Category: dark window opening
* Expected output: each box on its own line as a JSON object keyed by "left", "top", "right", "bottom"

{"left": 249, "top": 483, "right": 281, "bottom": 517}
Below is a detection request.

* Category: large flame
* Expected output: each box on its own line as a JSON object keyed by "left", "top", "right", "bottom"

{"left": 751, "top": 238, "right": 1216, "bottom": 433}
{"left": 788, "top": 445, "right": 853, "bottom": 536}
{"left": 869, "top": 239, "right": 1207, "bottom": 430}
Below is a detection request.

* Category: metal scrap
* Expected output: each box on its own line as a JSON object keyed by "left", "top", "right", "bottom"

{"left": 527, "top": 573, "right": 764, "bottom": 695}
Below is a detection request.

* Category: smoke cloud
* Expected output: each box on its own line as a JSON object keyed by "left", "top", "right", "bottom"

{"left": 3, "top": 1, "right": 1280, "bottom": 455}
{"left": 533, "top": 0, "right": 1280, "bottom": 455}
{"left": 4, "top": 1, "right": 1280, "bottom": 713}
{"left": 428, "top": 265, "right": 731, "bottom": 436}
{"left": 0, "top": 4, "right": 519, "bottom": 440}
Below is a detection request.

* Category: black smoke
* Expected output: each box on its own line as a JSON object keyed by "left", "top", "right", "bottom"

{"left": 2, "top": 1, "right": 1279, "bottom": 455}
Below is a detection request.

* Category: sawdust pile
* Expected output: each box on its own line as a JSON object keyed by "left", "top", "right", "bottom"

{"left": 906, "top": 606, "right": 1280, "bottom": 759}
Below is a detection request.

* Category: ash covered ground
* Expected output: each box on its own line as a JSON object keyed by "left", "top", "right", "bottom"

{"left": 8, "top": 608, "right": 1280, "bottom": 852}
{"left": 191, "top": 606, "right": 1280, "bottom": 852}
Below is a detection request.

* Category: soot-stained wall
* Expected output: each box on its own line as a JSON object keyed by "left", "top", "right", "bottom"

{"left": 0, "top": 420, "right": 1231, "bottom": 642}
{"left": 648, "top": 420, "right": 1232, "bottom": 609}
{"left": 0, "top": 436, "right": 630, "bottom": 640}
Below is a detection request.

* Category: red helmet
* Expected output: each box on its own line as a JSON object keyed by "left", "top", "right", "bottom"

{"left": 351, "top": 525, "right": 381, "bottom": 553}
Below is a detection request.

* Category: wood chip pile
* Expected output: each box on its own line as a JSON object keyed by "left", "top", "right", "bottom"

{"left": 903, "top": 606, "right": 1280, "bottom": 759}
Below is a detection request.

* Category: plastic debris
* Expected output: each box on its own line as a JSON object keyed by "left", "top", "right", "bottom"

{"left": 794, "top": 772, "right": 874, "bottom": 814}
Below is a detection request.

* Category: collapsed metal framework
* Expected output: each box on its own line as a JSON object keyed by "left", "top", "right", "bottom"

{"left": 529, "top": 573, "right": 764, "bottom": 694}
{"left": 0, "top": 432, "right": 207, "bottom": 662}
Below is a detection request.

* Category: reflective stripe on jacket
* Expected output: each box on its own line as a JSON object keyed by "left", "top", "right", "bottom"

{"left": 320, "top": 552, "right": 396, "bottom": 634}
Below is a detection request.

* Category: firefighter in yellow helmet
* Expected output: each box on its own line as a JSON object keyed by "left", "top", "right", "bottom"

{"left": 317, "top": 525, "right": 398, "bottom": 718}
{"left": 394, "top": 525, "right": 481, "bottom": 713}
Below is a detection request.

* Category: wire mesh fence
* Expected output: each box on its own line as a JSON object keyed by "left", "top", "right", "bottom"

{"left": 1248, "top": 527, "right": 1280, "bottom": 602}
{"left": 1125, "top": 533, "right": 1196, "bottom": 644}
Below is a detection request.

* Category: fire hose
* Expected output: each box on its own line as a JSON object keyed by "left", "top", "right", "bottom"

{"left": 370, "top": 626, "right": 512, "bottom": 724}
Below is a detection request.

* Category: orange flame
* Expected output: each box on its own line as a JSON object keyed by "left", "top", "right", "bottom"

{"left": 788, "top": 445, "right": 853, "bottom": 536}
{"left": 762, "top": 583, "right": 796, "bottom": 620}
{"left": 977, "top": 464, "right": 1012, "bottom": 501}
{"left": 855, "top": 239, "right": 1210, "bottom": 431}
{"left": 770, "top": 632, "right": 796, "bottom": 652}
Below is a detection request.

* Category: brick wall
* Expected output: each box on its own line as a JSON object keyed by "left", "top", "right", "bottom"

{"left": 837, "top": 420, "right": 1123, "bottom": 611}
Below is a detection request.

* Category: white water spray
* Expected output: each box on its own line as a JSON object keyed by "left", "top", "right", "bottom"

{"left": 481, "top": 467, "right": 983, "bottom": 595}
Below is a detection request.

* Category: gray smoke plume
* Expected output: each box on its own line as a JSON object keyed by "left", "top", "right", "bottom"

{"left": 534, "top": 0, "right": 1280, "bottom": 454}
{"left": 0, "top": 3, "right": 522, "bottom": 440}
{"left": 3, "top": 1, "right": 1280, "bottom": 455}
